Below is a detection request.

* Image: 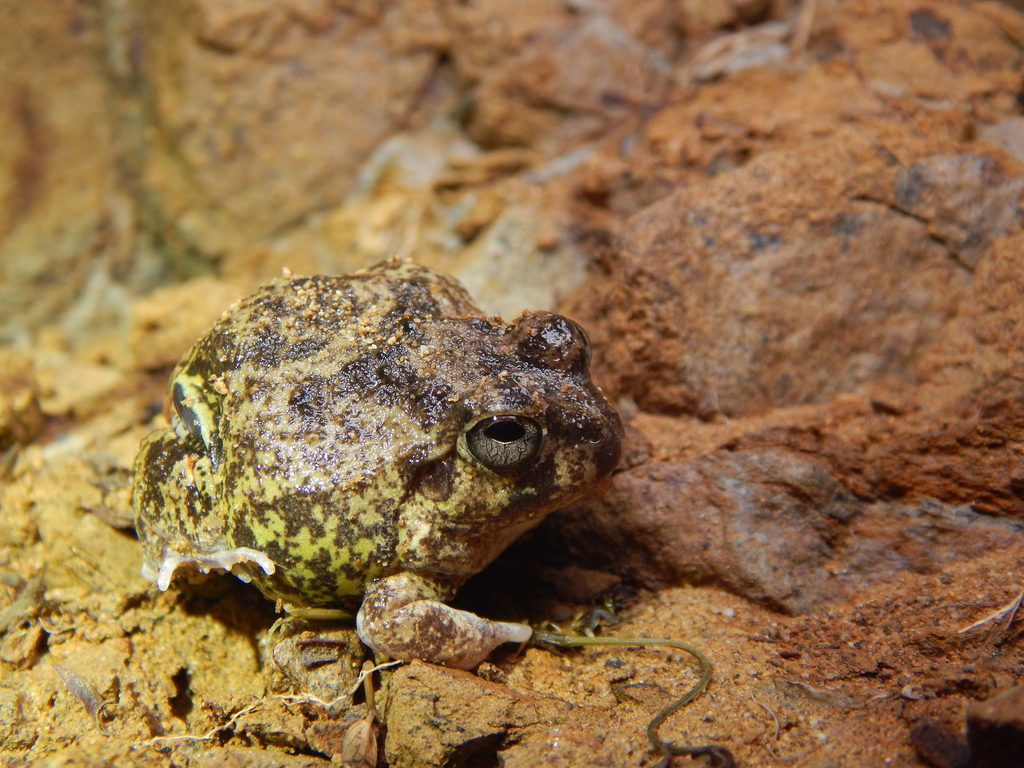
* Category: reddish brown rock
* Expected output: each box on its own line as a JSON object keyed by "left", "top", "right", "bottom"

{"left": 382, "top": 661, "right": 572, "bottom": 768}
{"left": 568, "top": 138, "right": 1022, "bottom": 419}
{"left": 500, "top": 724, "right": 633, "bottom": 768}
{"left": 910, "top": 719, "right": 971, "bottom": 768}
{"left": 465, "top": 14, "right": 669, "bottom": 151}
{"left": 538, "top": 448, "right": 855, "bottom": 614}
{"left": 967, "top": 684, "right": 1024, "bottom": 768}
{"left": 536, "top": 446, "right": 1024, "bottom": 613}
{"left": 889, "top": 153, "right": 1024, "bottom": 270}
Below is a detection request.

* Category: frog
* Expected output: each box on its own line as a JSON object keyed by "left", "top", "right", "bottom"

{"left": 132, "top": 258, "right": 623, "bottom": 669}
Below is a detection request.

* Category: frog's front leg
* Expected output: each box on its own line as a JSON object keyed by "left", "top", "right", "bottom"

{"left": 356, "top": 572, "right": 532, "bottom": 669}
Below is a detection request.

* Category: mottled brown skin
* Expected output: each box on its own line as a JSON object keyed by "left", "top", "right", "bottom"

{"left": 133, "top": 259, "right": 622, "bottom": 668}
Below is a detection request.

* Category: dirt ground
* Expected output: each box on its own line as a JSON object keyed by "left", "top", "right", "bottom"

{"left": 2, "top": 1, "right": 1024, "bottom": 767}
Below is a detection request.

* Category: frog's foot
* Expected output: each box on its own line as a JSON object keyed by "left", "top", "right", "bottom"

{"left": 142, "top": 546, "right": 277, "bottom": 591}
{"left": 356, "top": 572, "right": 531, "bottom": 670}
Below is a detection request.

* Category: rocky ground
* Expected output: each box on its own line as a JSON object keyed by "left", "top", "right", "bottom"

{"left": 2, "top": 1, "right": 1024, "bottom": 766}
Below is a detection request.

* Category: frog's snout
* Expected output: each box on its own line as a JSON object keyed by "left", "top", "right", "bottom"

{"left": 592, "top": 412, "right": 623, "bottom": 480}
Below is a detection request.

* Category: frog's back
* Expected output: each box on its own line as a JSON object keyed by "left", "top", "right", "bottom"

{"left": 199, "top": 263, "right": 490, "bottom": 602}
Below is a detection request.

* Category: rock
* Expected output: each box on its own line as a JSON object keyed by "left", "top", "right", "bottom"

{"left": 500, "top": 724, "right": 632, "bottom": 768}
{"left": 891, "top": 154, "right": 1023, "bottom": 269}
{"left": 837, "top": 500, "right": 1024, "bottom": 583}
{"left": 862, "top": 390, "right": 1024, "bottom": 517}
{"left": 909, "top": 719, "right": 971, "bottom": 768}
{"left": 467, "top": 13, "right": 668, "bottom": 151}
{"left": 570, "top": 139, "right": 983, "bottom": 418}
{"left": 0, "top": 2, "right": 117, "bottom": 341}
{"left": 128, "top": 278, "right": 253, "bottom": 372}
{"left": 535, "top": 434, "right": 1024, "bottom": 612}
{"left": 264, "top": 621, "right": 364, "bottom": 703}
{"left": 0, "top": 350, "right": 43, "bottom": 452}
{"left": 454, "top": 203, "right": 587, "bottom": 319}
{"left": 967, "top": 683, "right": 1024, "bottom": 768}
{"left": 537, "top": 448, "right": 857, "bottom": 614}
{"left": 382, "top": 661, "right": 571, "bottom": 768}
{"left": 981, "top": 117, "right": 1024, "bottom": 166}
{"left": 138, "top": 1, "right": 445, "bottom": 258}
{"left": 194, "top": 746, "right": 332, "bottom": 768}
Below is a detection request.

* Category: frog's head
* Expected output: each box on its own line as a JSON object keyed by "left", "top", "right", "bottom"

{"left": 459, "top": 311, "right": 620, "bottom": 479}
{"left": 410, "top": 310, "right": 623, "bottom": 539}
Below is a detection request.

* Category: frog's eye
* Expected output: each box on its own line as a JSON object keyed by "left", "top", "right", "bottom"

{"left": 464, "top": 415, "right": 544, "bottom": 471}
{"left": 170, "top": 379, "right": 223, "bottom": 468}
{"left": 172, "top": 382, "right": 205, "bottom": 444}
